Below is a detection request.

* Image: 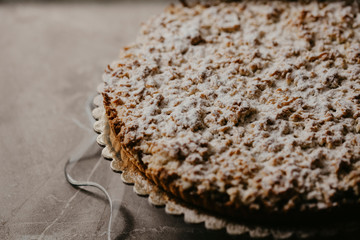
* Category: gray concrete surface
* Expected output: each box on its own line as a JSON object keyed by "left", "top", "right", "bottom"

{"left": 0, "top": 2, "right": 244, "bottom": 239}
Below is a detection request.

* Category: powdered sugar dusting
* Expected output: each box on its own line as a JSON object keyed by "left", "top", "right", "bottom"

{"left": 103, "top": 1, "right": 360, "bottom": 213}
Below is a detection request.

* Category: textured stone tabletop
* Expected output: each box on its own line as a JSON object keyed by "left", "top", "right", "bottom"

{"left": 0, "top": 1, "right": 243, "bottom": 239}
{"left": 0, "top": 1, "right": 358, "bottom": 240}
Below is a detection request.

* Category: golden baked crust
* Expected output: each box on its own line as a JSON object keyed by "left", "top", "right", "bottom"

{"left": 102, "top": 1, "right": 360, "bottom": 221}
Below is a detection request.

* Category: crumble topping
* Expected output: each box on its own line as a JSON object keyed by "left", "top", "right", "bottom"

{"left": 103, "top": 1, "right": 360, "bottom": 212}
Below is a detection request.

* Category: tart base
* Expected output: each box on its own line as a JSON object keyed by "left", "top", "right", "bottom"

{"left": 93, "top": 90, "right": 360, "bottom": 239}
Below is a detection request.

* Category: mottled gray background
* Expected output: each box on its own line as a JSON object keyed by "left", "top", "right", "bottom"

{"left": 0, "top": 1, "right": 242, "bottom": 239}
{"left": 0, "top": 1, "right": 358, "bottom": 240}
